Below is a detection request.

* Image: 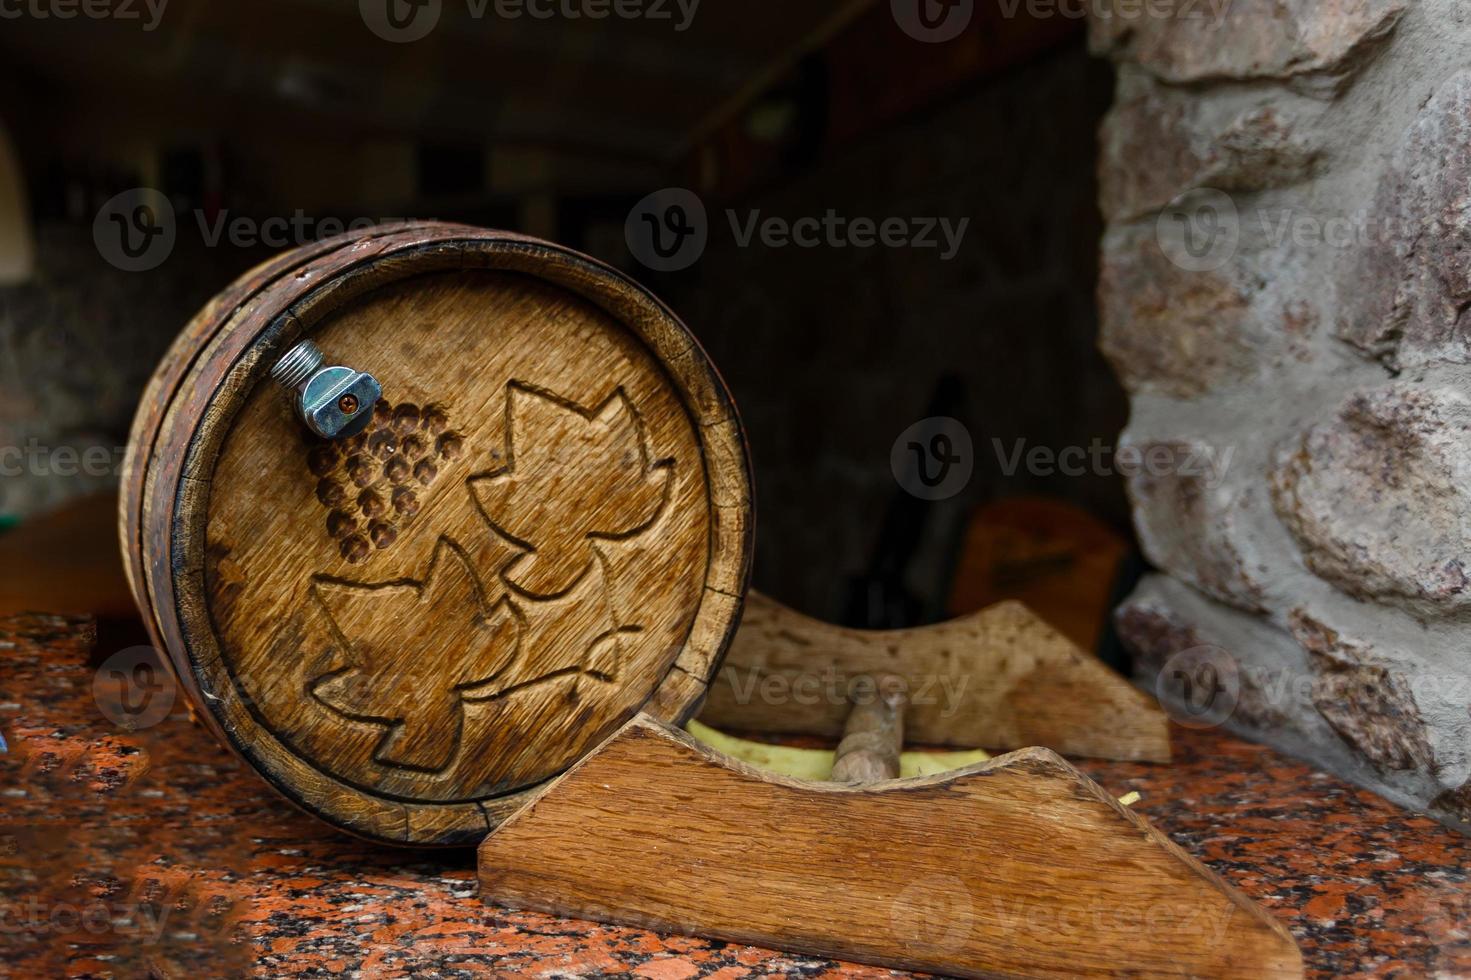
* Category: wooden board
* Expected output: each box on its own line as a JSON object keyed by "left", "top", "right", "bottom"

{"left": 947, "top": 497, "right": 1131, "bottom": 652}
{"left": 700, "top": 591, "right": 1170, "bottom": 763}
{"left": 119, "top": 224, "right": 754, "bottom": 845}
{"left": 479, "top": 715, "right": 1303, "bottom": 979}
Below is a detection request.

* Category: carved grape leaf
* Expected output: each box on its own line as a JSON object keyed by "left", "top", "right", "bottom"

{"left": 469, "top": 383, "right": 671, "bottom": 597}
{"left": 310, "top": 537, "right": 520, "bottom": 772}
{"left": 304, "top": 383, "right": 668, "bottom": 777}
{"left": 462, "top": 555, "right": 631, "bottom": 703}
{"left": 309, "top": 537, "right": 634, "bottom": 775}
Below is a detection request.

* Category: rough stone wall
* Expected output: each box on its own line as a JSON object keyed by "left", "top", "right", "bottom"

{"left": 1092, "top": 0, "right": 1471, "bottom": 831}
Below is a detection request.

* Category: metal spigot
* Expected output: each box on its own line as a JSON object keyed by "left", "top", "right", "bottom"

{"left": 271, "top": 340, "right": 381, "bottom": 440}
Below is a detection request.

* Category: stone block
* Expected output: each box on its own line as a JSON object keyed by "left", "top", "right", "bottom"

{"left": 1089, "top": 0, "right": 1405, "bottom": 94}
{"left": 1336, "top": 71, "right": 1471, "bottom": 369}
{"left": 1122, "top": 436, "right": 1269, "bottom": 612}
{"left": 1288, "top": 609, "right": 1438, "bottom": 773}
{"left": 1097, "top": 230, "right": 1255, "bottom": 397}
{"left": 1272, "top": 383, "right": 1471, "bottom": 616}
{"left": 1100, "top": 79, "right": 1320, "bottom": 222}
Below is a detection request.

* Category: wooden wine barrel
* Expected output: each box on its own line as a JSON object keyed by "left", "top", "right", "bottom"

{"left": 118, "top": 222, "right": 753, "bottom": 846}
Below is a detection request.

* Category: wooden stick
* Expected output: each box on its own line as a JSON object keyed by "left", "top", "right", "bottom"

{"left": 831, "top": 675, "right": 905, "bottom": 783}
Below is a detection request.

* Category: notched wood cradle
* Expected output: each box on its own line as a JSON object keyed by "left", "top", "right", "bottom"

{"left": 122, "top": 222, "right": 1302, "bottom": 977}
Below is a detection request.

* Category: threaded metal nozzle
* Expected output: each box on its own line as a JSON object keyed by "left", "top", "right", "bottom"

{"left": 271, "top": 340, "right": 325, "bottom": 390}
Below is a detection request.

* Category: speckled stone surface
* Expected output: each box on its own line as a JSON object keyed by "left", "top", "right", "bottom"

{"left": 2, "top": 613, "right": 1467, "bottom": 978}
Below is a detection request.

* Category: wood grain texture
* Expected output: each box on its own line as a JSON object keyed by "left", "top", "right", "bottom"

{"left": 119, "top": 229, "right": 405, "bottom": 643}
{"left": 947, "top": 497, "right": 1130, "bottom": 651}
{"left": 123, "top": 228, "right": 435, "bottom": 728}
{"left": 478, "top": 715, "right": 1303, "bottom": 979}
{"left": 119, "top": 224, "right": 753, "bottom": 845}
{"left": 703, "top": 591, "right": 1170, "bottom": 763}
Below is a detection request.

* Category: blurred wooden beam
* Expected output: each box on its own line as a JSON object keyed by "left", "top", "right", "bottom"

{"left": 675, "top": 0, "right": 880, "bottom": 158}
{"left": 680, "top": 3, "right": 1085, "bottom": 199}
{"left": 0, "top": 116, "right": 34, "bottom": 285}
{"left": 825, "top": 2, "right": 1083, "bottom": 143}
{"left": 0, "top": 0, "right": 855, "bottom": 163}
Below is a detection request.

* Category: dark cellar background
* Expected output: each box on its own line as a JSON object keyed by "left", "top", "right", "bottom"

{"left": 0, "top": 0, "right": 1128, "bottom": 629}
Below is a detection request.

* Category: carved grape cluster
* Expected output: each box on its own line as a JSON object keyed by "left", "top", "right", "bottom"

{"left": 305, "top": 399, "right": 464, "bottom": 563}
{"left": 306, "top": 383, "right": 674, "bottom": 774}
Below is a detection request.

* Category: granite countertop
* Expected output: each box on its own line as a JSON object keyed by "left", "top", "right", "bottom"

{"left": 2, "top": 612, "right": 1467, "bottom": 978}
